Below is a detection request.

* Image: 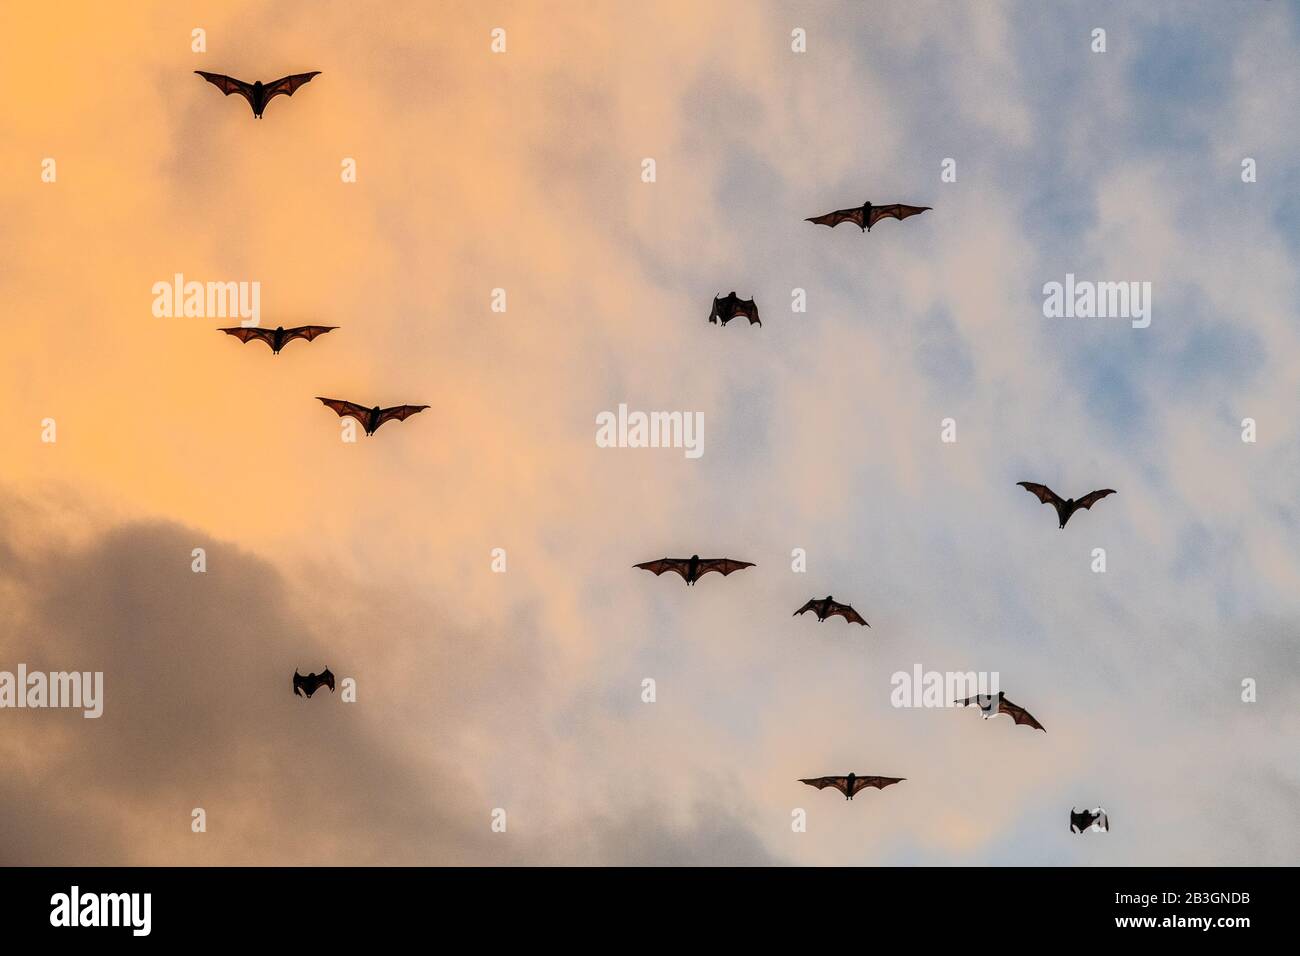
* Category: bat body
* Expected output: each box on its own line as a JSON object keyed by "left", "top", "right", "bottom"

{"left": 316, "top": 397, "right": 429, "bottom": 436}
{"left": 293, "top": 667, "right": 335, "bottom": 698}
{"left": 1017, "top": 482, "right": 1116, "bottom": 529}
{"left": 633, "top": 554, "right": 755, "bottom": 586}
{"left": 195, "top": 70, "right": 321, "bottom": 118}
{"left": 794, "top": 594, "right": 869, "bottom": 627}
{"left": 1070, "top": 807, "right": 1109, "bottom": 833}
{"left": 806, "top": 200, "right": 931, "bottom": 232}
{"left": 798, "top": 773, "right": 905, "bottom": 801}
{"left": 219, "top": 325, "right": 336, "bottom": 354}
{"left": 709, "top": 292, "right": 761, "bottom": 327}
{"left": 954, "top": 691, "right": 1046, "bottom": 732}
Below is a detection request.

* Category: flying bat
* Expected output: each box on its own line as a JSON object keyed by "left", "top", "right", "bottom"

{"left": 709, "top": 292, "right": 761, "bottom": 327}
{"left": 293, "top": 667, "right": 335, "bottom": 698}
{"left": 954, "top": 691, "right": 1046, "bottom": 732}
{"left": 1070, "top": 807, "right": 1109, "bottom": 833}
{"left": 793, "top": 595, "right": 869, "bottom": 627}
{"left": 806, "top": 200, "right": 931, "bottom": 232}
{"left": 798, "top": 773, "right": 905, "bottom": 801}
{"left": 316, "top": 397, "right": 429, "bottom": 437}
{"left": 1017, "top": 482, "right": 1117, "bottom": 529}
{"left": 218, "top": 325, "right": 337, "bottom": 354}
{"left": 195, "top": 70, "right": 321, "bottom": 118}
{"left": 633, "top": 555, "right": 755, "bottom": 586}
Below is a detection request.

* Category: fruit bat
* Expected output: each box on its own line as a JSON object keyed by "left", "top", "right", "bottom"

{"left": 195, "top": 70, "right": 321, "bottom": 118}
{"left": 798, "top": 773, "right": 905, "bottom": 801}
{"left": 806, "top": 200, "right": 931, "bottom": 232}
{"left": 1070, "top": 807, "right": 1109, "bottom": 833}
{"left": 954, "top": 691, "right": 1046, "bottom": 732}
{"left": 1017, "top": 482, "right": 1116, "bottom": 529}
{"left": 793, "top": 595, "right": 869, "bottom": 627}
{"left": 293, "top": 667, "right": 335, "bottom": 698}
{"left": 218, "top": 325, "right": 337, "bottom": 354}
{"left": 709, "top": 292, "right": 761, "bottom": 327}
{"left": 633, "top": 555, "right": 755, "bottom": 586}
{"left": 316, "top": 397, "right": 430, "bottom": 436}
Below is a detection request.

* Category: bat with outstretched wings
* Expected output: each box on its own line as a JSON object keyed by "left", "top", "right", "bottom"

{"left": 794, "top": 595, "right": 869, "bottom": 627}
{"left": 798, "top": 774, "right": 905, "bottom": 801}
{"left": 633, "top": 555, "right": 755, "bottom": 586}
{"left": 954, "top": 692, "right": 1046, "bottom": 732}
{"left": 293, "top": 667, "right": 335, "bottom": 698}
{"left": 709, "top": 292, "right": 761, "bottom": 327}
{"left": 1017, "top": 482, "right": 1116, "bottom": 529}
{"left": 195, "top": 70, "right": 321, "bottom": 118}
{"left": 316, "top": 397, "right": 430, "bottom": 436}
{"left": 806, "top": 200, "right": 931, "bottom": 232}
{"left": 1070, "top": 807, "right": 1109, "bottom": 833}
{"left": 218, "top": 325, "right": 337, "bottom": 354}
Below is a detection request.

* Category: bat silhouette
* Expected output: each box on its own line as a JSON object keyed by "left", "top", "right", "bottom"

{"left": 1017, "top": 482, "right": 1116, "bottom": 529}
{"left": 793, "top": 595, "right": 869, "bottom": 627}
{"left": 954, "top": 691, "right": 1046, "bottom": 732}
{"left": 633, "top": 555, "right": 755, "bottom": 586}
{"left": 1070, "top": 807, "right": 1109, "bottom": 833}
{"left": 293, "top": 667, "right": 335, "bottom": 698}
{"left": 316, "top": 397, "right": 429, "bottom": 436}
{"left": 709, "top": 292, "right": 761, "bottom": 327}
{"left": 218, "top": 325, "right": 337, "bottom": 354}
{"left": 806, "top": 200, "right": 931, "bottom": 232}
{"left": 195, "top": 70, "right": 321, "bottom": 118}
{"left": 798, "top": 773, "right": 905, "bottom": 801}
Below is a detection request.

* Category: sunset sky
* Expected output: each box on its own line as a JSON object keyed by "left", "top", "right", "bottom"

{"left": 0, "top": 0, "right": 1296, "bottom": 865}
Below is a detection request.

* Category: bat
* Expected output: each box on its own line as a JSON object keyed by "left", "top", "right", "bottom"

{"left": 316, "top": 397, "right": 429, "bottom": 437}
{"left": 1017, "top": 482, "right": 1117, "bottom": 529}
{"left": 793, "top": 595, "right": 869, "bottom": 627}
{"left": 954, "top": 691, "right": 1046, "bottom": 732}
{"left": 709, "top": 292, "right": 761, "bottom": 327}
{"left": 293, "top": 667, "right": 335, "bottom": 698}
{"left": 633, "top": 554, "right": 755, "bottom": 586}
{"left": 1070, "top": 807, "right": 1109, "bottom": 833}
{"left": 806, "top": 200, "right": 931, "bottom": 232}
{"left": 218, "top": 325, "right": 337, "bottom": 354}
{"left": 798, "top": 773, "right": 905, "bottom": 801}
{"left": 195, "top": 70, "right": 321, "bottom": 118}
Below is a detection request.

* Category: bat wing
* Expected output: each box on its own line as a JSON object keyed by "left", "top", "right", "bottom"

{"left": 827, "top": 602, "right": 870, "bottom": 627}
{"left": 799, "top": 776, "right": 850, "bottom": 796}
{"left": 634, "top": 558, "right": 691, "bottom": 581}
{"left": 850, "top": 776, "right": 905, "bottom": 795}
{"left": 375, "top": 404, "right": 430, "bottom": 430}
{"left": 999, "top": 696, "right": 1046, "bottom": 732}
{"left": 282, "top": 325, "right": 338, "bottom": 346}
{"left": 317, "top": 397, "right": 371, "bottom": 424}
{"left": 793, "top": 599, "right": 819, "bottom": 617}
{"left": 319, "top": 668, "right": 336, "bottom": 692}
{"left": 696, "top": 559, "right": 755, "bottom": 578}
{"left": 218, "top": 327, "right": 275, "bottom": 349}
{"left": 866, "top": 204, "right": 931, "bottom": 229}
{"left": 806, "top": 207, "right": 865, "bottom": 229}
{"left": 1075, "top": 488, "right": 1117, "bottom": 511}
{"left": 1017, "top": 481, "right": 1064, "bottom": 507}
{"left": 736, "top": 298, "right": 761, "bottom": 326}
{"left": 262, "top": 71, "right": 322, "bottom": 104}
{"left": 293, "top": 672, "right": 305, "bottom": 697}
{"left": 195, "top": 71, "right": 256, "bottom": 107}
